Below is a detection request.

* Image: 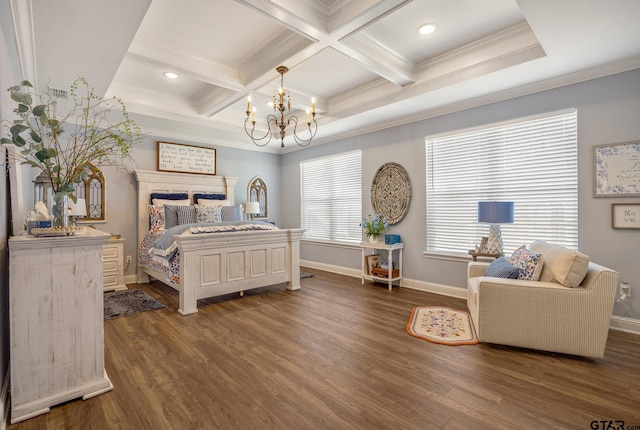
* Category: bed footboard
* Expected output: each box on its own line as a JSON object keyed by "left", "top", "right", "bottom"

{"left": 176, "top": 228, "right": 304, "bottom": 315}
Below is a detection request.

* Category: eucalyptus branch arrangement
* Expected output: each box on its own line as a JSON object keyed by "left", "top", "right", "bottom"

{"left": 1, "top": 77, "right": 141, "bottom": 202}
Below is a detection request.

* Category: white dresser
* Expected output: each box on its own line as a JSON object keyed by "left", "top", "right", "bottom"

{"left": 8, "top": 229, "right": 113, "bottom": 423}
{"left": 103, "top": 238, "right": 127, "bottom": 291}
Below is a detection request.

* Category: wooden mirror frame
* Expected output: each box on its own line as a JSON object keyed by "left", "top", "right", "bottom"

{"left": 247, "top": 176, "right": 268, "bottom": 219}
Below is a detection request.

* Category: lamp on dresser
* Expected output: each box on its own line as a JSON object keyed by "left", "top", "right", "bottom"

{"left": 68, "top": 198, "right": 87, "bottom": 226}
{"left": 478, "top": 201, "right": 514, "bottom": 254}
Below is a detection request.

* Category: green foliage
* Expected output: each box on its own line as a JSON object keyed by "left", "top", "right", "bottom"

{"left": 1, "top": 78, "right": 142, "bottom": 197}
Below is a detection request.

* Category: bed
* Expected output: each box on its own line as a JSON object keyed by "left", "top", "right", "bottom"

{"left": 134, "top": 169, "right": 304, "bottom": 315}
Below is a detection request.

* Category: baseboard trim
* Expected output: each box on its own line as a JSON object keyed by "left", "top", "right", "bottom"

{"left": 300, "top": 260, "right": 640, "bottom": 334}
{"left": 124, "top": 274, "right": 137, "bottom": 285}
{"left": 1, "top": 362, "right": 9, "bottom": 430}
{"left": 610, "top": 315, "right": 640, "bottom": 335}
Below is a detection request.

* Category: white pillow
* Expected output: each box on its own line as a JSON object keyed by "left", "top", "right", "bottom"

{"left": 152, "top": 198, "right": 191, "bottom": 206}
{"left": 197, "top": 198, "right": 230, "bottom": 207}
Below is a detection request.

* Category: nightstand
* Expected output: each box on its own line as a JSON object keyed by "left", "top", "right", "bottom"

{"left": 103, "top": 238, "right": 127, "bottom": 291}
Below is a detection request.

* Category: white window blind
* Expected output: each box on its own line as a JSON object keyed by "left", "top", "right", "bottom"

{"left": 300, "top": 150, "right": 362, "bottom": 242}
{"left": 426, "top": 110, "right": 578, "bottom": 255}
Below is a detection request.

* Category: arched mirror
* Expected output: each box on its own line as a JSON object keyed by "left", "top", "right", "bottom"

{"left": 74, "top": 164, "right": 106, "bottom": 222}
{"left": 247, "top": 176, "right": 268, "bottom": 219}
{"left": 32, "top": 163, "right": 106, "bottom": 223}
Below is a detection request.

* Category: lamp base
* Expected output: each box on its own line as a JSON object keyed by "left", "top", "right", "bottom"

{"left": 486, "top": 224, "right": 503, "bottom": 254}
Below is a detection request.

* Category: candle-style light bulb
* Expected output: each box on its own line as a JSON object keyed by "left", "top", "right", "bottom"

{"left": 252, "top": 107, "right": 256, "bottom": 122}
{"left": 311, "top": 97, "right": 316, "bottom": 114}
{"left": 306, "top": 109, "right": 310, "bottom": 124}
{"left": 247, "top": 96, "right": 251, "bottom": 112}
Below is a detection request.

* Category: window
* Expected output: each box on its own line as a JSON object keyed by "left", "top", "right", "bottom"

{"left": 426, "top": 109, "right": 578, "bottom": 255}
{"left": 300, "top": 150, "right": 362, "bottom": 242}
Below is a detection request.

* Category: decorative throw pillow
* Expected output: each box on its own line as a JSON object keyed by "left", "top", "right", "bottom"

{"left": 148, "top": 205, "right": 165, "bottom": 232}
{"left": 221, "top": 205, "right": 243, "bottom": 222}
{"left": 176, "top": 205, "right": 197, "bottom": 225}
{"left": 508, "top": 245, "right": 544, "bottom": 281}
{"left": 195, "top": 204, "right": 222, "bottom": 223}
{"left": 485, "top": 257, "right": 520, "bottom": 279}
{"left": 197, "top": 198, "right": 231, "bottom": 207}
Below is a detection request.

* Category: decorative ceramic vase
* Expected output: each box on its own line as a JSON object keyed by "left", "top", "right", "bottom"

{"left": 52, "top": 193, "right": 69, "bottom": 229}
{"left": 368, "top": 235, "right": 379, "bottom": 244}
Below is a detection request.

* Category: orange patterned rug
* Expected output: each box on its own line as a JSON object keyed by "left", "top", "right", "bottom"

{"left": 406, "top": 306, "right": 479, "bottom": 345}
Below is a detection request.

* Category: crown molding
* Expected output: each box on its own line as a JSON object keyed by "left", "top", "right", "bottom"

{"left": 9, "top": 0, "right": 37, "bottom": 89}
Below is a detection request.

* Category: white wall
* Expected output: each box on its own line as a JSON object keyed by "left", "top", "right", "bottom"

{"left": 280, "top": 69, "right": 640, "bottom": 320}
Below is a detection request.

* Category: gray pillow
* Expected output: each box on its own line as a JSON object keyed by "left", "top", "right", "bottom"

{"left": 485, "top": 256, "right": 520, "bottom": 279}
{"left": 164, "top": 205, "right": 180, "bottom": 229}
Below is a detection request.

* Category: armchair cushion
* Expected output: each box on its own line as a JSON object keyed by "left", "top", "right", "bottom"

{"left": 485, "top": 257, "right": 520, "bottom": 279}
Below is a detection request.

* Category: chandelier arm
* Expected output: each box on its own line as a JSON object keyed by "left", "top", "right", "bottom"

{"left": 243, "top": 116, "right": 274, "bottom": 147}
{"left": 289, "top": 115, "right": 317, "bottom": 147}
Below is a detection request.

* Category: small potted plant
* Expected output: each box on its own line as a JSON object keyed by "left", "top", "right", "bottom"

{"left": 361, "top": 213, "right": 388, "bottom": 243}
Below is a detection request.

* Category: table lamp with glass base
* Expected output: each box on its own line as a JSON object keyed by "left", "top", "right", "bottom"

{"left": 478, "top": 201, "right": 514, "bottom": 254}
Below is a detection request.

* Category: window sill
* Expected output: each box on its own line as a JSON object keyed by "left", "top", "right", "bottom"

{"left": 301, "top": 238, "right": 359, "bottom": 250}
{"left": 423, "top": 250, "right": 473, "bottom": 262}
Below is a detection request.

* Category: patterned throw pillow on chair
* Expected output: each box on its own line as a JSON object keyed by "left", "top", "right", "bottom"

{"left": 508, "top": 245, "right": 544, "bottom": 281}
{"left": 485, "top": 257, "right": 520, "bottom": 279}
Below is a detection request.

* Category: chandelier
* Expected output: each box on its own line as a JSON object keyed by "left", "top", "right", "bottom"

{"left": 244, "top": 66, "right": 317, "bottom": 148}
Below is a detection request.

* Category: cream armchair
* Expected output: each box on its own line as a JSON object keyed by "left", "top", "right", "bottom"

{"left": 467, "top": 241, "right": 618, "bottom": 358}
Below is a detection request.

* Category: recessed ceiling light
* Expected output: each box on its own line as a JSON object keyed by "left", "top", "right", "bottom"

{"left": 163, "top": 72, "right": 179, "bottom": 79}
{"left": 417, "top": 23, "right": 437, "bottom": 36}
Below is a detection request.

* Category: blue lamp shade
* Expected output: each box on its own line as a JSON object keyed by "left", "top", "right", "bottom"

{"left": 478, "top": 201, "right": 514, "bottom": 224}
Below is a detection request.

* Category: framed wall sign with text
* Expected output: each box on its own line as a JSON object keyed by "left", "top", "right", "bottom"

{"left": 612, "top": 203, "right": 640, "bottom": 229}
{"left": 157, "top": 141, "right": 216, "bottom": 175}
{"left": 593, "top": 142, "right": 640, "bottom": 197}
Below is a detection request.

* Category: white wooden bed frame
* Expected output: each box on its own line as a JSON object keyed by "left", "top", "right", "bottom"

{"left": 134, "top": 169, "right": 303, "bottom": 315}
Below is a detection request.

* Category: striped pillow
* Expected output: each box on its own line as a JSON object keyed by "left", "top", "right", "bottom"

{"left": 176, "top": 205, "right": 196, "bottom": 225}
{"left": 221, "top": 205, "right": 243, "bottom": 222}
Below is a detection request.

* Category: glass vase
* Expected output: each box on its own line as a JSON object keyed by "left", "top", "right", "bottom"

{"left": 368, "top": 235, "right": 379, "bottom": 244}
{"left": 52, "top": 193, "right": 69, "bottom": 229}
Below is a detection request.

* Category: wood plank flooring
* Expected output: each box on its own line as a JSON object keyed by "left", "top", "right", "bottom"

{"left": 8, "top": 269, "right": 640, "bottom": 429}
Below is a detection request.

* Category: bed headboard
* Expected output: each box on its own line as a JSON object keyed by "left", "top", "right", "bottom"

{"left": 134, "top": 169, "right": 238, "bottom": 246}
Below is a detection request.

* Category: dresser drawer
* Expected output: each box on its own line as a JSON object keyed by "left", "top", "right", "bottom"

{"left": 103, "top": 260, "right": 118, "bottom": 273}
{"left": 103, "top": 246, "right": 119, "bottom": 260}
{"left": 103, "top": 273, "right": 119, "bottom": 287}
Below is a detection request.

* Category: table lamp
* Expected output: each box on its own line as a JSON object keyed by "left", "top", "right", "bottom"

{"left": 68, "top": 198, "right": 87, "bottom": 226}
{"left": 245, "top": 201, "right": 260, "bottom": 220}
{"left": 478, "top": 201, "right": 514, "bottom": 254}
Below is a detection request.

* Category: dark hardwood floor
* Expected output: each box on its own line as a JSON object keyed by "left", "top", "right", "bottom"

{"left": 9, "top": 269, "right": 640, "bottom": 430}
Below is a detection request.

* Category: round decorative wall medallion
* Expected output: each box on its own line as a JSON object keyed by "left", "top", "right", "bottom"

{"left": 371, "top": 162, "right": 411, "bottom": 225}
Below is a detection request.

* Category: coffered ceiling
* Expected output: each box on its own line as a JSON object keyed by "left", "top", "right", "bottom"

{"left": 9, "top": 0, "right": 640, "bottom": 153}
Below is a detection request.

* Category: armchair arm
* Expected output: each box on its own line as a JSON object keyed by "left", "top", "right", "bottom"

{"left": 468, "top": 261, "right": 490, "bottom": 279}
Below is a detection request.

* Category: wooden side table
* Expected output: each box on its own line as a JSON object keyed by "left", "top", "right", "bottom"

{"left": 361, "top": 242, "right": 404, "bottom": 290}
{"left": 468, "top": 250, "right": 502, "bottom": 261}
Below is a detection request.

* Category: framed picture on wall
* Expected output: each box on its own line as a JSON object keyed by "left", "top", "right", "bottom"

{"left": 593, "top": 142, "right": 640, "bottom": 197}
{"left": 157, "top": 141, "right": 216, "bottom": 175}
{"left": 612, "top": 203, "right": 640, "bottom": 229}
